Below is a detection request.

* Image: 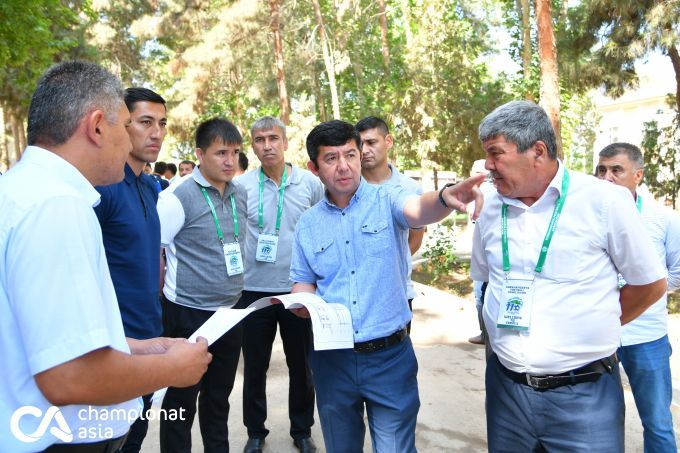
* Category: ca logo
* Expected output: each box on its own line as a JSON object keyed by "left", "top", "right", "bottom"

{"left": 10, "top": 406, "right": 73, "bottom": 443}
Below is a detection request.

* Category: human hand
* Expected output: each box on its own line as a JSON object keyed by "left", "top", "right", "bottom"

{"left": 441, "top": 173, "right": 486, "bottom": 220}
{"left": 291, "top": 307, "right": 311, "bottom": 318}
{"left": 166, "top": 337, "right": 212, "bottom": 387}
{"left": 129, "top": 337, "right": 184, "bottom": 355}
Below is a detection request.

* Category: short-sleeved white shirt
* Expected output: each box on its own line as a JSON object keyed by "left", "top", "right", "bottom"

{"left": 0, "top": 147, "right": 139, "bottom": 451}
{"left": 471, "top": 162, "right": 666, "bottom": 374}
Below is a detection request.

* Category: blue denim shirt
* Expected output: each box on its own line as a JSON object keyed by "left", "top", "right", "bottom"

{"left": 290, "top": 179, "right": 417, "bottom": 342}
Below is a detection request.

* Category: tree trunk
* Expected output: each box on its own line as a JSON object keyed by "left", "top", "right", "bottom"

{"left": 18, "top": 114, "right": 26, "bottom": 152}
{"left": 311, "top": 0, "right": 341, "bottom": 119}
{"left": 377, "top": 0, "right": 390, "bottom": 69}
{"left": 10, "top": 113, "right": 22, "bottom": 163}
{"left": 399, "top": 0, "right": 413, "bottom": 50}
{"left": 668, "top": 44, "right": 680, "bottom": 117}
{"left": 313, "top": 68, "right": 327, "bottom": 122}
{"left": 518, "top": 0, "right": 533, "bottom": 101}
{"left": 269, "top": 0, "right": 290, "bottom": 124}
{"left": 0, "top": 104, "right": 8, "bottom": 171}
{"left": 535, "top": 0, "right": 562, "bottom": 158}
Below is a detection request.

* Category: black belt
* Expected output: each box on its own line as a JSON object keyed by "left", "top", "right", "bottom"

{"left": 354, "top": 328, "right": 408, "bottom": 353}
{"left": 500, "top": 353, "right": 618, "bottom": 390}
{"left": 42, "top": 433, "right": 128, "bottom": 453}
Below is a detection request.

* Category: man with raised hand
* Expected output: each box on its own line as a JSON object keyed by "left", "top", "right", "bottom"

{"left": 356, "top": 116, "right": 424, "bottom": 333}
{"left": 471, "top": 101, "right": 667, "bottom": 452}
{"left": 238, "top": 116, "right": 323, "bottom": 453}
{"left": 157, "top": 118, "right": 248, "bottom": 453}
{"left": 289, "top": 120, "right": 484, "bottom": 453}
{"left": 0, "top": 61, "right": 210, "bottom": 453}
{"left": 596, "top": 142, "right": 680, "bottom": 453}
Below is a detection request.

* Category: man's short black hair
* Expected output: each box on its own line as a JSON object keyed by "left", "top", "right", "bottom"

{"left": 124, "top": 87, "right": 166, "bottom": 114}
{"left": 599, "top": 142, "right": 644, "bottom": 169}
{"left": 238, "top": 152, "right": 249, "bottom": 172}
{"left": 306, "top": 120, "right": 361, "bottom": 165}
{"left": 153, "top": 161, "right": 167, "bottom": 174}
{"left": 195, "top": 118, "right": 242, "bottom": 150}
{"left": 180, "top": 160, "right": 196, "bottom": 168}
{"left": 355, "top": 116, "right": 390, "bottom": 136}
{"left": 166, "top": 162, "right": 177, "bottom": 176}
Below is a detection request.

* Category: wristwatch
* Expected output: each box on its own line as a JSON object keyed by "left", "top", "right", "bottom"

{"left": 438, "top": 183, "right": 456, "bottom": 208}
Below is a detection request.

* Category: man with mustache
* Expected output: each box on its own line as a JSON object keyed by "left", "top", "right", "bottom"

{"left": 238, "top": 117, "right": 323, "bottom": 453}
{"left": 471, "top": 101, "right": 667, "bottom": 451}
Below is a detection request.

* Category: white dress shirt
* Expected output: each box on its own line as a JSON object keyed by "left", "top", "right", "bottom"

{"left": 621, "top": 192, "right": 680, "bottom": 346}
{"left": 471, "top": 162, "right": 666, "bottom": 374}
{"left": 0, "top": 147, "right": 139, "bottom": 451}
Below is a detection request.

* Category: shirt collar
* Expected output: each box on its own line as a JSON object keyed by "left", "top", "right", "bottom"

{"left": 499, "top": 160, "right": 565, "bottom": 209}
{"left": 23, "top": 145, "right": 101, "bottom": 207}
{"left": 191, "top": 166, "right": 238, "bottom": 197}
{"left": 123, "top": 162, "right": 138, "bottom": 185}
{"left": 322, "top": 177, "right": 366, "bottom": 210}
{"left": 259, "top": 163, "right": 301, "bottom": 186}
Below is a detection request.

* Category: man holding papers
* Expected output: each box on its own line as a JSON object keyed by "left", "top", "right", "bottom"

{"left": 289, "top": 120, "right": 484, "bottom": 453}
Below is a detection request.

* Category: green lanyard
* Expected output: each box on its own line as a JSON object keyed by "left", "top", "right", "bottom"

{"left": 258, "top": 166, "right": 287, "bottom": 234}
{"left": 200, "top": 186, "right": 239, "bottom": 244}
{"left": 501, "top": 169, "right": 570, "bottom": 275}
{"left": 636, "top": 194, "right": 642, "bottom": 213}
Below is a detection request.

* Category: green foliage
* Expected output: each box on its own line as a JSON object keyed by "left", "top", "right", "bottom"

{"left": 561, "top": 93, "right": 599, "bottom": 174}
{"left": 641, "top": 114, "right": 680, "bottom": 209}
{"left": 421, "top": 222, "right": 459, "bottom": 284}
{"left": 0, "top": 0, "right": 90, "bottom": 116}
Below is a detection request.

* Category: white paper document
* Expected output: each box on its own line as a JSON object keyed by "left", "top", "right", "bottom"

{"left": 152, "top": 293, "right": 353, "bottom": 407}
{"left": 270, "top": 293, "right": 354, "bottom": 351}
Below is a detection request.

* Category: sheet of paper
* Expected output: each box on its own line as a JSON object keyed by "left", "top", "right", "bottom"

{"left": 271, "top": 293, "right": 354, "bottom": 351}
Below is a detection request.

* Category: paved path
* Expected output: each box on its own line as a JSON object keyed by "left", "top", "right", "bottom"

{"left": 141, "top": 283, "right": 679, "bottom": 451}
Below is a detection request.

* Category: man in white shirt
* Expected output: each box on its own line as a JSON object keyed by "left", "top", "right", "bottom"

{"left": 0, "top": 60, "right": 211, "bottom": 452}
{"left": 471, "top": 101, "right": 667, "bottom": 452}
{"left": 596, "top": 142, "right": 679, "bottom": 453}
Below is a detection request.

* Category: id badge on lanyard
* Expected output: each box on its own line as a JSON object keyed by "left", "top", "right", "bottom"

{"left": 497, "top": 277, "right": 535, "bottom": 330}
{"left": 256, "top": 233, "right": 279, "bottom": 263}
{"left": 495, "top": 169, "right": 569, "bottom": 332}
{"left": 255, "top": 167, "right": 286, "bottom": 263}
{"left": 223, "top": 241, "right": 244, "bottom": 276}
{"left": 201, "top": 186, "right": 243, "bottom": 276}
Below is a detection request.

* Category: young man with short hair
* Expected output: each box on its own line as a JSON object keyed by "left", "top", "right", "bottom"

{"left": 157, "top": 118, "right": 248, "bottom": 453}
{"left": 93, "top": 86, "right": 169, "bottom": 453}
{"left": 290, "top": 120, "right": 484, "bottom": 452}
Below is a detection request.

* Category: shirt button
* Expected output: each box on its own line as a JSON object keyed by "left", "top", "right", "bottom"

{"left": 355, "top": 330, "right": 359, "bottom": 334}
{"left": 342, "top": 212, "right": 346, "bottom": 216}
{"left": 351, "top": 271, "right": 355, "bottom": 275}
{"left": 346, "top": 240, "right": 349, "bottom": 244}
{"left": 352, "top": 301, "right": 356, "bottom": 304}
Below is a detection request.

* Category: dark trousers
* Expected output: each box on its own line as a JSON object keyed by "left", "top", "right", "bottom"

{"left": 237, "top": 290, "right": 315, "bottom": 440}
{"left": 160, "top": 299, "right": 242, "bottom": 453}
{"left": 485, "top": 353, "right": 624, "bottom": 452}
{"left": 118, "top": 393, "right": 152, "bottom": 453}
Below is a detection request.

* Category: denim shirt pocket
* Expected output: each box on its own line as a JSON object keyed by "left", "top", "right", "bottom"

{"left": 313, "top": 237, "right": 338, "bottom": 277}
{"left": 361, "top": 221, "right": 390, "bottom": 258}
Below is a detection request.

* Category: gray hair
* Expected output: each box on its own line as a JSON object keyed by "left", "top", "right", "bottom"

{"left": 250, "top": 116, "right": 287, "bottom": 139}
{"left": 599, "top": 142, "right": 644, "bottom": 169}
{"left": 27, "top": 61, "right": 125, "bottom": 147}
{"left": 478, "top": 100, "right": 557, "bottom": 159}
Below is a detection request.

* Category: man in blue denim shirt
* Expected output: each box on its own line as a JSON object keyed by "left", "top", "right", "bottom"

{"left": 289, "top": 120, "right": 484, "bottom": 453}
